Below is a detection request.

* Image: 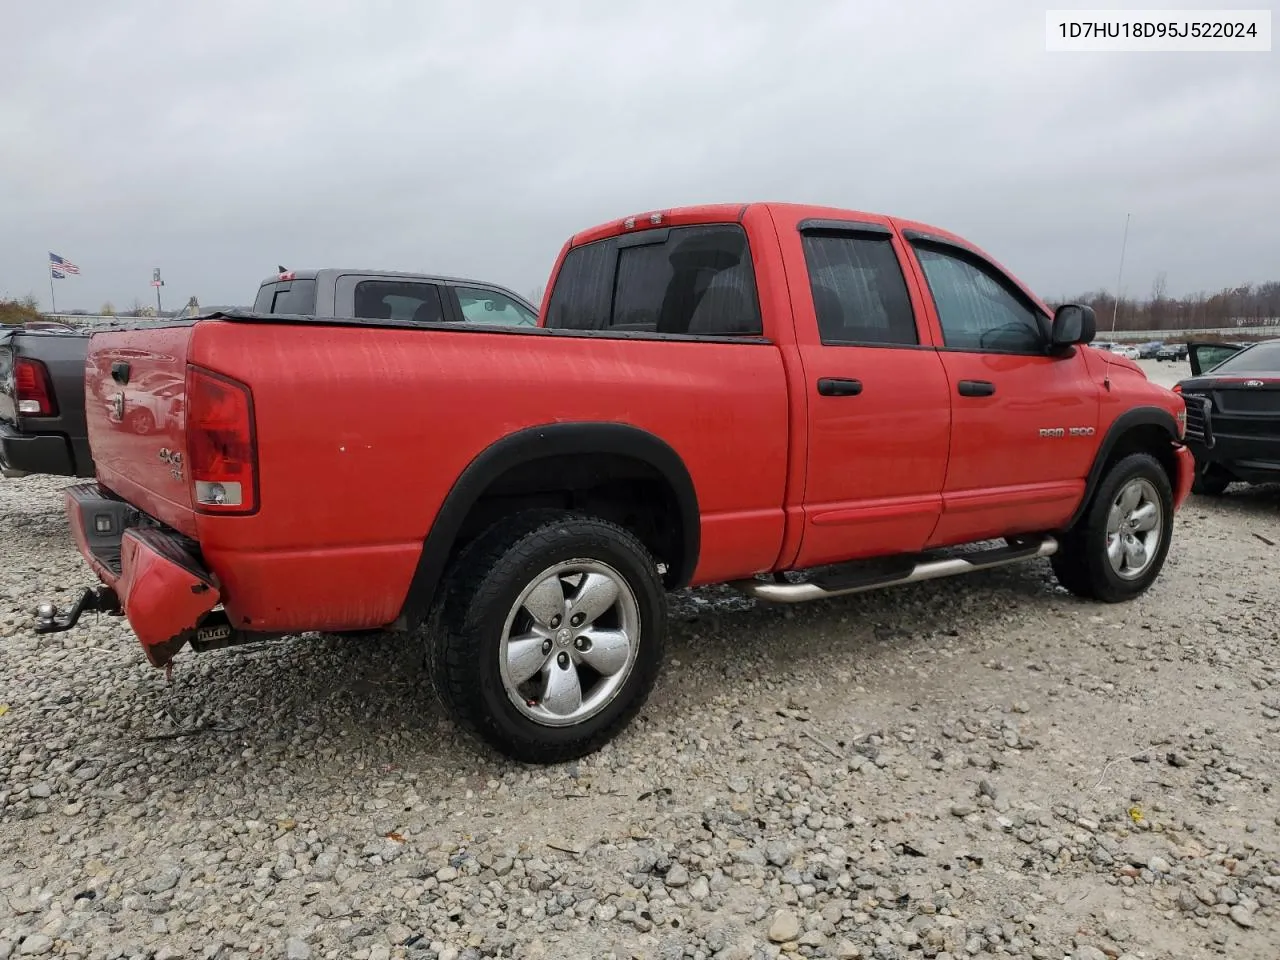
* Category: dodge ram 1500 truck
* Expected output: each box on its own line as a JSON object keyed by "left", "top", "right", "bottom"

{"left": 39, "top": 202, "right": 1194, "bottom": 763}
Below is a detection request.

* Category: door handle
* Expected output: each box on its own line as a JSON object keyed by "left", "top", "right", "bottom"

{"left": 817, "top": 377, "right": 863, "bottom": 397}
{"left": 957, "top": 379, "right": 995, "bottom": 397}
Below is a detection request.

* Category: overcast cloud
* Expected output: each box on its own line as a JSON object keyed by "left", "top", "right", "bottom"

{"left": 2, "top": 0, "right": 1276, "bottom": 311}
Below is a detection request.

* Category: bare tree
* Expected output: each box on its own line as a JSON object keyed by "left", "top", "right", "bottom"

{"left": 100, "top": 301, "right": 116, "bottom": 317}
{"left": 1148, "top": 272, "right": 1168, "bottom": 327}
{"left": 1052, "top": 275, "right": 1280, "bottom": 333}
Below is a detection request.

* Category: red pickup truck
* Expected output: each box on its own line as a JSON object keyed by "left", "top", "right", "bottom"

{"left": 41, "top": 202, "right": 1194, "bottom": 762}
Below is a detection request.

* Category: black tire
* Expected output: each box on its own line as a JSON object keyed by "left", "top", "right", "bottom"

{"left": 1190, "top": 464, "right": 1232, "bottom": 496}
{"left": 428, "top": 511, "right": 666, "bottom": 764}
{"left": 1051, "top": 452, "right": 1174, "bottom": 603}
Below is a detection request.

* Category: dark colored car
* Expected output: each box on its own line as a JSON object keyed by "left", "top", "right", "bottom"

{"left": 0, "top": 323, "right": 95, "bottom": 478}
{"left": 1174, "top": 339, "right": 1280, "bottom": 494}
{"left": 1137, "top": 340, "right": 1165, "bottom": 359}
{"left": 1156, "top": 342, "right": 1189, "bottom": 362}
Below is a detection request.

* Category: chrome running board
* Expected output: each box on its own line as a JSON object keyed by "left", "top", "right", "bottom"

{"left": 731, "top": 535, "right": 1058, "bottom": 603}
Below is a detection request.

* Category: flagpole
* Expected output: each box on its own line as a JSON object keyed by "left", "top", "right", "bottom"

{"left": 1109, "top": 213, "right": 1131, "bottom": 334}
{"left": 48, "top": 270, "right": 57, "bottom": 316}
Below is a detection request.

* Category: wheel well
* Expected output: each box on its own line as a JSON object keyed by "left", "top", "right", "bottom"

{"left": 1103, "top": 424, "right": 1178, "bottom": 486}
{"left": 451, "top": 453, "right": 686, "bottom": 587}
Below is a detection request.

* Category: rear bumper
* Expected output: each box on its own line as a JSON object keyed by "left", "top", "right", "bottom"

{"left": 0, "top": 424, "right": 75, "bottom": 477}
{"left": 65, "top": 483, "right": 221, "bottom": 666}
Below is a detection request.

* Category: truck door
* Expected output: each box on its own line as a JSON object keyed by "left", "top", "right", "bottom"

{"left": 901, "top": 234, "right": 1100, "bottom": 546}
{"left": 783, "top": 219, "right": 952, "bottom": 568}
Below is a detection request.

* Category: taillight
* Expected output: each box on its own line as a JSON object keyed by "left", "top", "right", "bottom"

{"left": 186, "top": 365, "right": 257, "bottom": 513}
{"left": 15, "top": 358, "right": 57, "bottom": 416}
{"left": 1171, "top": 384, "right": 1182, "bottom": 394}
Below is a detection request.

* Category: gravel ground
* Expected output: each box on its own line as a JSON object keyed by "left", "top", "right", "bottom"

{"left": 3, "top": 358, "right": 1278, "bottom": 960}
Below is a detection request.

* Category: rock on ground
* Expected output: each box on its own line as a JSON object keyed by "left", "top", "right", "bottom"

{"left": 0, "top": 466, "right": 1278, "bottom": 958}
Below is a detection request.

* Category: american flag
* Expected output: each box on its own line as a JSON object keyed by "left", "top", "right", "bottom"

{"left": 49, "top": 252, "right": 80, "bottom": 275}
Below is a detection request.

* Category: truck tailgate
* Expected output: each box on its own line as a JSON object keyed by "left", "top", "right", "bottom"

{"left": 86, "top": 324, "right": 196, "bottom": 535}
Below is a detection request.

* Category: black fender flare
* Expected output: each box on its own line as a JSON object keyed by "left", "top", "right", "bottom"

{"left": 398, "top": 422, "right": 700, "bottom": 626}
{"left": 1062, "top": 406, "right": 1180, "bottom": 530}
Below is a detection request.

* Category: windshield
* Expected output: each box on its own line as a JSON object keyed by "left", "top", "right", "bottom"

{"left": 1207, "top": 342, "right": 1280, "bottom": 375}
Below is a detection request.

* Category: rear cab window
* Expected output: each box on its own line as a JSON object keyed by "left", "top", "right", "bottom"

{"left": 545, "top": 224, "right": 763, "bottom": 337}
{"left": 254, "top": 279, "right": 317, "bottom": 315}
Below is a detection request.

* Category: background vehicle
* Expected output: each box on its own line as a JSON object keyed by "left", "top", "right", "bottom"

{"left": 43, "top": 202, "right": 1194, "bottom": 763}
{"left": 1137, "top": 340, "right": 1165, "bottom": 359}
{"left": 1115, "top": 344, "right": 1141, "bottom": 360}
{"left": 253, "top": 269, "right": 538, "bottom": 326}
{"left": 1174, "top": 339, "right": 1280, "bottom": 494}
{"left": 0, "top": 322, "right": 94, "bottom": 478}
{"left": 1156, "top": 342, "right": 1189, "bottom": 362}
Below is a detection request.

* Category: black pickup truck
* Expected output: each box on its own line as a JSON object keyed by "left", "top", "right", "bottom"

{"left": 1, "top": 322, "right": 95, "bottom": 478}
{"left": 0, "top": 269, "right": 537, "bottom": 480}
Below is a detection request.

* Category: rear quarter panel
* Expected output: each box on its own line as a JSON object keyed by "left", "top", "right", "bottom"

{"left": 190, "top": 321, "right": 791, "bottom": 632}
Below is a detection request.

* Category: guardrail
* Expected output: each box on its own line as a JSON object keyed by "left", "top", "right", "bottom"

{"left": 1107, "top": 325, "right": 1280, "bottom": 342}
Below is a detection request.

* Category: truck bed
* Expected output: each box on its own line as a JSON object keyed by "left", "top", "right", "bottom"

{"left": 84, "top": 311, "right": 792, "bottom": 633}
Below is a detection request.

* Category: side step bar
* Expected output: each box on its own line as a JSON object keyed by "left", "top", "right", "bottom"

{"left": 731, "top": 535, "right": 1058, "bottom": 604}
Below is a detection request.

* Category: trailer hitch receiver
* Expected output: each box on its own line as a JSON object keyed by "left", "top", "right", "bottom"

{"left": 34, "top": 585, "right": 122, "bottom": 634}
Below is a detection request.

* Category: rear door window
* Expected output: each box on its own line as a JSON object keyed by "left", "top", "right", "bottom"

{"left": 254, "top": 280, "right": 317, "bottom": 315}
{"left": 352, "top": 281, "right": 444, "bottom": 323}
{"left": 800, "top": 231, "right": 918, "bottom": 346}
{"left": 545, "top": 224, "right": 763, "bottom": 336}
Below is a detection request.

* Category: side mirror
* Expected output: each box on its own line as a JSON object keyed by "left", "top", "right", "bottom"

{"left": 1050, "top": 303, "right": 1096, "bottom": 348}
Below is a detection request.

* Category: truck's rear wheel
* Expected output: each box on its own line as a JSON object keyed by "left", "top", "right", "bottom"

{"left": 430, "top": 512, "right": 666, "bottom": 763}
{"left": 1051, "top": 452, "right": 1173, "bottom": 603}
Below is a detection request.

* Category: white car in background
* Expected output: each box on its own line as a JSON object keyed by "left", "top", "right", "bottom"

{"left": 1089, "top": 342, "right": 1141, "bottom": 360}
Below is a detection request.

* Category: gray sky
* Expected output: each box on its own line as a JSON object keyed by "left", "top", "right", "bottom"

{"left": 2, "top": 0, "right": 1276, "bottom": 312}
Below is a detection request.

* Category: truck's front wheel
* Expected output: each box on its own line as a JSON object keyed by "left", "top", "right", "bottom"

{"left": 1051, "top": 452, "right": 1173, "bottom": 602}
{"left": 430, "top": 512, "right": 666, "bottom": 763}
